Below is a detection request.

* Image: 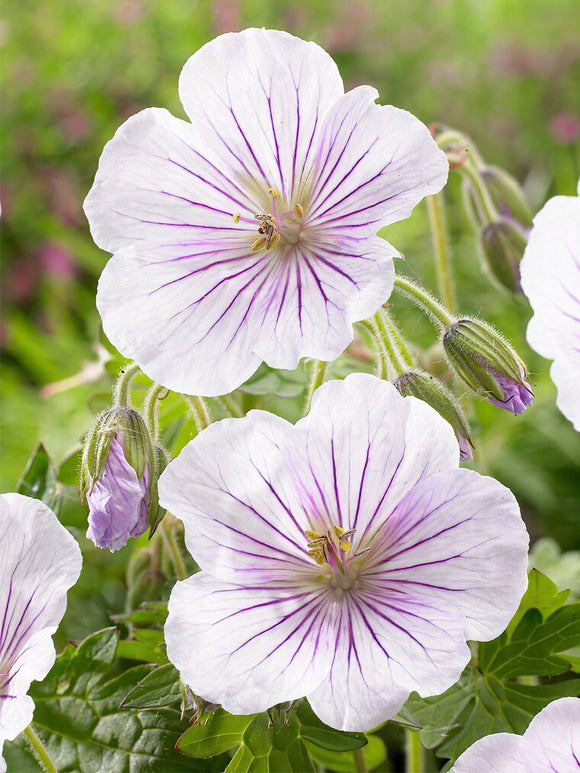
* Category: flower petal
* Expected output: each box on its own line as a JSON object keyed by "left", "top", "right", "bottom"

{"left": 287, "top": 374, "right": 459, "bottom": 540}
{"left": 450, "top": 733, "right": 523, "bottom": 772}
{"left": 158, "top": 411, "right": 311, "bottom": 582}
{"left": 178, "top": 28, "right": 345, "bottom": 204}
{"left": 520, "top": 182, "right": 580, "bottom": 430}
{"left": 307, "top": 86, "right": 448, "bottom": 237}
{"left": 370, "top": 467, "right": 529, "bottom": 641}
{"left": 0, "top": 494, "right": 82, "bottom": 745}
{"left": 165, "top": 573, "right": 335, "bottom": 715}
{"left": 517, "top": 697, "right": 580, "bottom": 772}
{"left": 307, "top": 590, "right": 469, "bottom": 731}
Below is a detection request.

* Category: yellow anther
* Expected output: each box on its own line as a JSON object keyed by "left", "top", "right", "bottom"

{"left": 305, "top": 529, "right": 323, "bottom": 540}
{"left": 268, "top": 232, "right": 281, "bottom": 250}
{"left": 333, "top": 526, "right": 345, "bottom": 538}
{"left": 233, "top": 213, "right": 240, "bottom": 223}
{"left": 339, "top": 540, "right": 351, "bottom": 553}
{"left": 251, "top": 236, "right": 268, "bottom": 252}
{"left": 293, "top": 204, "right": 304, "bottom": 219}
{"left": 308, "top": 547, "right": 327, "bottom": 565}
{"left": 268, "top": 187, "right": 281, "bottom": 198}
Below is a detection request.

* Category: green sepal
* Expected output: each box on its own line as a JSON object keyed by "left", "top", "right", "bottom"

{"left": 480, "top": 218, "right": 527, "bottom": 292}
{"left": 442, "top": 317, "right": 527, "bottom": 400}
{"left": 480, "top": 165, "right": 533, "bottom": 228}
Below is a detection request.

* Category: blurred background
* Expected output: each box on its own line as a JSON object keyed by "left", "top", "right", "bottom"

{"left": 1, "top": 0, "right": 579, "bottom": 641}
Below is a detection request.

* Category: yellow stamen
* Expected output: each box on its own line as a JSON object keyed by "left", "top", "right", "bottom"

{"left": 268, "top": 232, "right": 281, "bottom": 250}
{"left": 251, "top": 236, "right": 267, "bottom": 252}
{"left": 233, "top": 213, "right": 240, "bottom": 223}
{"left": 305, "top": 529, "right": 322, "bottom": 540}
{"left": 268, "top": 187, "right": 281, "bottom": 198}
{"left": 293, "top": 204, "right": 304, "bottom": 219}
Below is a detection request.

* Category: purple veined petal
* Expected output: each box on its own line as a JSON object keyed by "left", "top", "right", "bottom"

{"left": 286, "top": 375, "right": 459, "bottom": 542}
{"left": 520, "top": 180, "right": 580, "bottom": 431}
{"left": 164, "top": 573, "right": 336, "bottom": 715}
{"left": 517, "top": 697, "right": 580, "bottom": 773}
{"left": 84, "top": 107, "right": 261, "bottom": 255}
{"left": 158, "top": 410, "right": 313, "bottom": 582}
{"left": 178, "top": 28, "right": 345, "bottom": 204}
{"left": 366, "top": 467, "right": 529, "bottom": 642}
{"left": 0, "top": 494, "right": 82, "bottom": 751}
{"left": 307, "top": 86, "right": 448, "bottom": 237}
{"left": 450, "top": 697, "right": 580, "bottom": 773}
{"left": 307, "top": 590, "right": 470, "bottom": 731}
{"left": 450, "top": 733, "right": 524, "bottom": 772}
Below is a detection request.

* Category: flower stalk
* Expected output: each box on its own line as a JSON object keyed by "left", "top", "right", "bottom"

{"left": 182, "top": 395, "right": 211, "bottom": 435}
{"left": 24, "top": 724, "right": 58, "bottom": 773}
{"left": 393, "top": 275, "right": 454, "bottom": 329}
{"left": 113, "top": 362, "right": 141, "bottom": 407}
{"left": 304, "top": 360, "right": 328, "bottom": 413}
{"left": 426, "top": 192, "right": 456, "bottom": 312}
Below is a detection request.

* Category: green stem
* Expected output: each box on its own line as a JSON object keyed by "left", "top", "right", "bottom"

{"left": 426, "top": 193, "right": 456, "bottom": 313}
{"left": 382, "top": 310, "right": 413, "bottom": 369}
{"left": 359, "top": 319, "right": 389, "bottom": 379}
{"left": 304, "top": 360, "right": 328, "bottom": 414}
{"left": 182, "top": 395, "right": 211, "bottom": 434}
{"left": 461, "top": 160, "right": 500, "bottom": 223}
{"left": 393, "top": 275, "right": 454, "bottom": 329}
{"left": 373, "top": 308, "right": 406, "bottom": 375}
{"left": 143, "top": 384, "right": 168, "bottom": 442}
{"left": 353, "top": 747, "right": 367, "bottom": 773}
{"left": 24, "top": 724, "right": 58, "bottom": 773}
{"left": 159, "top": 518, "right": 188, "bottom": 580}
{"left": 405, "top": 728, "right": 423, "bottom": 773}
{"left": 216, "top": 394, "right": 244, "bottom": 418}
{"left": 113, "top": 362, "right": 141, "bottom": 407}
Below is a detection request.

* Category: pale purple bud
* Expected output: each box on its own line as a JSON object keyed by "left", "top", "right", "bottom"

{"left": 86, "top": 431, "right": 150, "bottom": 551}
{"left": 483, "top": 361, "right": 534, "bottom": 415}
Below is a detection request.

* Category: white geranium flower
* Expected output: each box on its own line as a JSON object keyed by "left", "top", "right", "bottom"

{"left": 84, "top": 28, "right": 448, "bottom": 396}
{"left": 520, "top": 177, "right": 580, "bottom": 430}
{"left": 160, "top": 374, "right": 529, "bottom": 731}
{"left": 0, "top": 494, "right": 82, "bottom": 771}
{"left": 450, "top": 697, "right": 580, "bottom": 772}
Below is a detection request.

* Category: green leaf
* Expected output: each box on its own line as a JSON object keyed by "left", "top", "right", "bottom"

{"left": 295, "top": 700, "right": 367, "bottom": 751}
{"left": 402, "top": 570, "right": 580, "bottom": 765}
{"left": 121, "top": 663, "right": 181, "bottom": 709}
{"left": 178, "top": 708, "right": 258, "bottom": 758}
{"left": 56, "top": 447, "right": 83, "bottom": 486}
{"left": 17, "top": 443, "right": 60, "bottom": 511}
{"left": 305, "top": 735, "right": 387, "bottom": 773}
{"left": 116, "top": 628, "right": 168, "bottom": 663}
{"left": 4, "top": 628, "right": 205, "bottom": 772}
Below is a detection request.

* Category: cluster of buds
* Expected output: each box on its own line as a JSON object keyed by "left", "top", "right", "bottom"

{"left": 443, "top": 317, "right": 533, "bottom": 415}
{"left": 80, "top": 407, "right": 165, "bottom": 551}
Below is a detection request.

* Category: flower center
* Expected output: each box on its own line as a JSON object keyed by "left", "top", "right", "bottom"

{"left": 233, "top": 188, "right": 305, "bottom": 252}
{"left": 305, "top": 525, "right": 359, "bottom": 590}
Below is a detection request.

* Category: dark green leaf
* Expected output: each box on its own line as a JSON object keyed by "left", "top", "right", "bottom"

{"left": 17, "top": 443, "right": 60, "bottom": 510}
{"left": 4, "top": 628, "right": 203, "bottom": 772}
{"left": 56, "top": 447, "right": 83, "bottom": 486}
{"left": 121, "top": 663, "right": 181, "bottom": 708}
{"left": 116, "top": 628, "right": 168, "bottom": 663}
{"left": 305, "top": 735, "right": 386, "bottom": 773}
{"left": 178, "top": 708, "right": 257, "bottom": 758}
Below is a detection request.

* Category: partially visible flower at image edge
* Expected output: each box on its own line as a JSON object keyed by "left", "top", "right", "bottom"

{"left": 160, "top": 373, "right": 529, "bottom": 731}
{"left": 84, "top": 28, "right": 448, "bottom": 396}
{"left": 0, "top": 493, "right": 82, "bottom": 772}
{"left": 450, "top": 697, "right": 580, "bottom": 772}
{"left": 520, "top": 176, "right": 580, "bottom": 431}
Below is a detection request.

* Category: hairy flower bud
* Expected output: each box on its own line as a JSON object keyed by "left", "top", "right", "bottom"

{"left": 480, "top": 166, "right": 533, "bottom": 229}
{"left": 81, "top": 407, "right": 154, "bottom": 551}
{"left": 443, "top": 318, "right": 533, "bottom": 414}
{"left": 480, "top": 219, "right": 528, "bottom": 293}
{"left": 395, "top": 370, "right": 474, "bottom": 460}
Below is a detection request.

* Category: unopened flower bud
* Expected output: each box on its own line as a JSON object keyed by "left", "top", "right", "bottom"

{"left": 443, "top": 318, "right": 533, "bottom": 414}
{"left": 81, "top": 407, "right": 154, "bottom": 551}
{"left": 480, "top": 166, "right": 533, "bottom": 229}
{"left": 395, "top": 369, "right": 473, "bottom": 460}
{"left": 480, "top": 219, "right": 527, "bottom": 293}
{"left": 148, "top": 445, "right": 169, "bottom": 537}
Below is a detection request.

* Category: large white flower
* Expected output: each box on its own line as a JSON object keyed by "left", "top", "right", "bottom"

{"left": 0, "top": 494, "right": 82, "bottom": 771}
{"left": 520, "top": 177, "right": 580, "bottom": 430}
{"left": 84, "top": 28, "right": 448, "bottom": 396}
{"left": 161, "top": 374, "right": 529, "bottom": 731}
{"left": 450, "top": 697, "right": 580, "bottom": 772}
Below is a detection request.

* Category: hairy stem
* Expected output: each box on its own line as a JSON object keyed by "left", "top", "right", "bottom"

{"left": 427, "top": 193, "right": 456, "bottom": 313}
{"left": 304, "top": 360, "right": 328, "bottom": 413}
{"left": 393, "top": 275, "right": 454, "bottom": 329}
{"left": 113, "top": 362, "right": 141, "bottom": 407}
{"left": 24, "top": 724, "right": 58, "bottom": 773}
